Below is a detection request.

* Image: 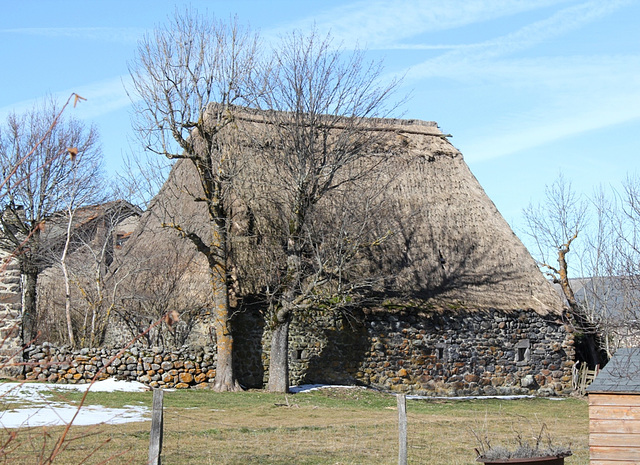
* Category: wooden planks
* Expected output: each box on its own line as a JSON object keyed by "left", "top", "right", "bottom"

{"left": 589, "top": 393, "right": 640, "bottom": 464}
{"left": 590, "top": 433, "right": 639, "bottom": 447}
{"left": 591, "top": 461, "right": 640, "bottom": 465}
{"left": 590, "top": 419, "right": 640, "bottom": 434}
{"left": 590, "top": 393, "right": 640, "bottom": 406}
{"left": 590, "top": 446, "right": 640, "bottom": 462}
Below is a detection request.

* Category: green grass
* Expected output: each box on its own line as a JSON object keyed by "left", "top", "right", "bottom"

{"left": 0, "top": 386, "right": 589, "bottom": 464}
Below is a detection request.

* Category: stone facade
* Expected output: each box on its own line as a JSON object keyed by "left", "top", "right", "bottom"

{"left": 20, "top": 305, "right": 574, "bottom": 396}
{"left": 286, "top": 307, "right": 574, "bottom": 396}
{"left": 0, "top": 251, "right": 23, "bottom": 377}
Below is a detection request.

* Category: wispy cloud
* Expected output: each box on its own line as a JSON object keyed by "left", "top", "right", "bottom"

{"left": 381, "top": 0, "right": 639, "bottom": 162}
{"left": 1, "top": 27, "right": 145, "bottom": 44}
{"left": 465, "top": 84, "right": 640, "bottom": 162}
{"left": 271, "top": 0, "right": 573, "bottom": 48}
{"left": 0, "top": 75, "right": 134, "bottom": 122}
{"left": 453, "top": 51, "right": 640, "bottom": 162}
{"left": 405, "top": 0, "right": 633, "bottom": 80}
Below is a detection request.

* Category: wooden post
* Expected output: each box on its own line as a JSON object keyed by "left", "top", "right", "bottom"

{"left": 397, "top": 394, "right": 407, "bottom": 465}
{"left": 148, "top": 388, "right": 164, "bottom": 465}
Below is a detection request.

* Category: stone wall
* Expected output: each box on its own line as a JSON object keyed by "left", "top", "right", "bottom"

{"left": 19, "top": 305, "right": 574, "bottom": 396}
{"left": 286, "top": 306, "right": 574, "bottom": 396}
{"left": 0, "top": 251, "right": 23, "bottom": 376}
{"left": 22, "top": 344, "right": 218, "bottom": 388}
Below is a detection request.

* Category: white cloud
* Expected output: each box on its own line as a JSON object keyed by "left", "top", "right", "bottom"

{"left": 389, "top": 0, "right": 640, "bottom": 162}
{"left": 0, "top": 75, "right": 135, "bottom": 123}
{"left": 271, "top": 0, "right": 573, "bottom": 49}
{"left": 463, "top": 62, "right": 640, "bottom": 162}
{"left": 405, "top": 0, "right": 634, "bottom": 81}
{"left": 70, "top": 75, "right": 136, "bottom": 120}
{"left": 1, "top": 27, "right": 145, "bottom": 44}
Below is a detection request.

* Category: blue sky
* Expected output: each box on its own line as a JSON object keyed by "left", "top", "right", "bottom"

{"left": 2, "top": 0, "right": 639, "bottom": 253}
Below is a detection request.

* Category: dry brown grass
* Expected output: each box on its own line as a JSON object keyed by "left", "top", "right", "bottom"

{"left": 0, "top": 387, "right": 589, "bottom": 464}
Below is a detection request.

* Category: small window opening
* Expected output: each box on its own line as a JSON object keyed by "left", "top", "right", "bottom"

{"left": 294, "top": 349, "right": 304, "bottom": 361}
{"left": 517, "top": 347, "right": 526, "bottom": 362}
{"left": 515, "top": 339, "right": 530, "bottom": 363}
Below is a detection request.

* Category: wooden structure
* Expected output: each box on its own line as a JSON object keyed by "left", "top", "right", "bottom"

{"left": 587, "top": 347, "right": 640, "bottom": 464}
{"left": 572, "top": 361, "right": 600, "bottom": 396}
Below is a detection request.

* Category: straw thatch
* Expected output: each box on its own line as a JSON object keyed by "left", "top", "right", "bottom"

{"left": 116, "top": 111, "right": 563, "bottom": 322}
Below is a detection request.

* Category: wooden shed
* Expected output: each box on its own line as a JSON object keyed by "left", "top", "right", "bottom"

{"left": 587, "top": 347, "right": 640, "bottom": 464}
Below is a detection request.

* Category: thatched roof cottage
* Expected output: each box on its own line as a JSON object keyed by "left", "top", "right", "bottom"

{"left": 3, "top": 110, "right": 575, "bottom": 395}
{"left": 101, "top": 110, "right": 573, "bottom": 395}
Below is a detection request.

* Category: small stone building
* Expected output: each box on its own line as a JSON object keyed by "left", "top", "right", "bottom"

{"left": 587, "top": 348, "right": 640, "bottom": 464}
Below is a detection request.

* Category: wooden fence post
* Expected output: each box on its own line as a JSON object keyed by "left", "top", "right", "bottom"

{"left": 398, "top": 393, "right": 407, "bottom": 465}
{"left": 148, "top": 388, "right": 164, "bottom": 465}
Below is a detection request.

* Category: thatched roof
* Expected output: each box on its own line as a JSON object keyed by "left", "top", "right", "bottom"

{"left": 119, "top": 111, "right": 563, "bottom": 316}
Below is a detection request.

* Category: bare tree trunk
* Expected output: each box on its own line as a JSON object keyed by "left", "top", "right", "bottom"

{"left": 61, "top": 210, "right": 75, "bottom": 347}
{"left": 557, "top": 240, "right": 601, "bottom": 368}
{"left": 89, "top": 262, "right": 103, "bottom": 347}
{"left": 558, "top": 246, "right": 578, "bottom": 309}
{"left": 210, "top": 260, "right": 241, "bottom": 392}
{"left": 61, "top": 261, "right": 75, "bottom": 347}
{"left": 21, "top": 267, "right": 38, "bottom": 345}
{"left": 267, "top": 313, "right": 291, "bottom": 393}
{"left": 267, "top": 230, "right": 301, "bottom": 392}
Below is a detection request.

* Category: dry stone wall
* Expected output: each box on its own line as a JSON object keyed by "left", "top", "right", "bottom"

{"left": 20, "top": 305, "right": 574, "bottom": 396}
{"left": 22, "top": 344, "right": 219, "bottom": 389}
{"left": 0, "top": 252, "right": 23, "bottom": 377}
{"left": 286, "top": 306, "right": 574, "bottom": 396}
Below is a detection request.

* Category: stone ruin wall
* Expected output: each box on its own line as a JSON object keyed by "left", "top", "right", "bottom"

{"left": 19, "top": 306, "right": 575, "bottom": 396}
{"left": 0, "top": 251, "right": 23, "bottom": 376}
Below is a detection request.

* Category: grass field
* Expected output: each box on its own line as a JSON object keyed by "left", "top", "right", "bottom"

{"left": 1, "top": 386, "right": 589, "bottom": 464}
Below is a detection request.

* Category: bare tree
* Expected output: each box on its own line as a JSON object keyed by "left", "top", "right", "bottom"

{"left": 57, "top": 156, "right": 106, "bottom": 346}
{"left": 116, "top": 149, "right": 174, "bottom": 210}
{"left": 523, "top": 174, "right": 602, "bottom": 367}
{"left": 35, "top": 200, "right": 139, "bottom": 347}
{"left": 524, "top": 174, "right": 587, "bottom": 307}
{"left": 587, "top": 176, "right": 640, "bottom": 353}
{"left": 71, "top": 201, "right": 140, "bottom": 347}
{"left": 0, "top": 97, "right": 103, "bottom": 345}
{"left": 113, "top": 236, "right": 202, "bottom": 348}
{"left": 128, "top": 9, "right": 260, "bottom": 391}
{"left": 249, "top": 29, "right": 402, "bottom": 392}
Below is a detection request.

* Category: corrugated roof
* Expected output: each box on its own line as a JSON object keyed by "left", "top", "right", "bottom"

{"left": 587, "top": 347, "right": 640, "bottom": 394}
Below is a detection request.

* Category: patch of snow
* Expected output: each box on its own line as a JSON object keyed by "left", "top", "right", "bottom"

{"left": 406, "top": 394, "right": 536, "bottom": 401}
{"left": 0, "top": 380, "right": 150, "bottom": 429}
{"left": 289, "top": 385, "right": 565, "bottom": 402}
{"left": 289, "top": 384, "right": 362, "bottom": 393}
{"left": 406, "top": 394, "right": 566, "bottom": 401}
{"left": 0, "top": 404, "right": 148, "bottom": 428}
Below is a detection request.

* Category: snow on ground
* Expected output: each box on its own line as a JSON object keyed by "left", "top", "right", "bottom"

{"left": 290, "top": 384, "right": 564, "bottom": 402}
{"left": 289, "top": 384, "right": 362, "bottom": 393}
{"left": 0, "top": 381, "right": 563, "bottom": 429}
{"left": 0, "top": 379, "right": 150, "bottom": 429}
